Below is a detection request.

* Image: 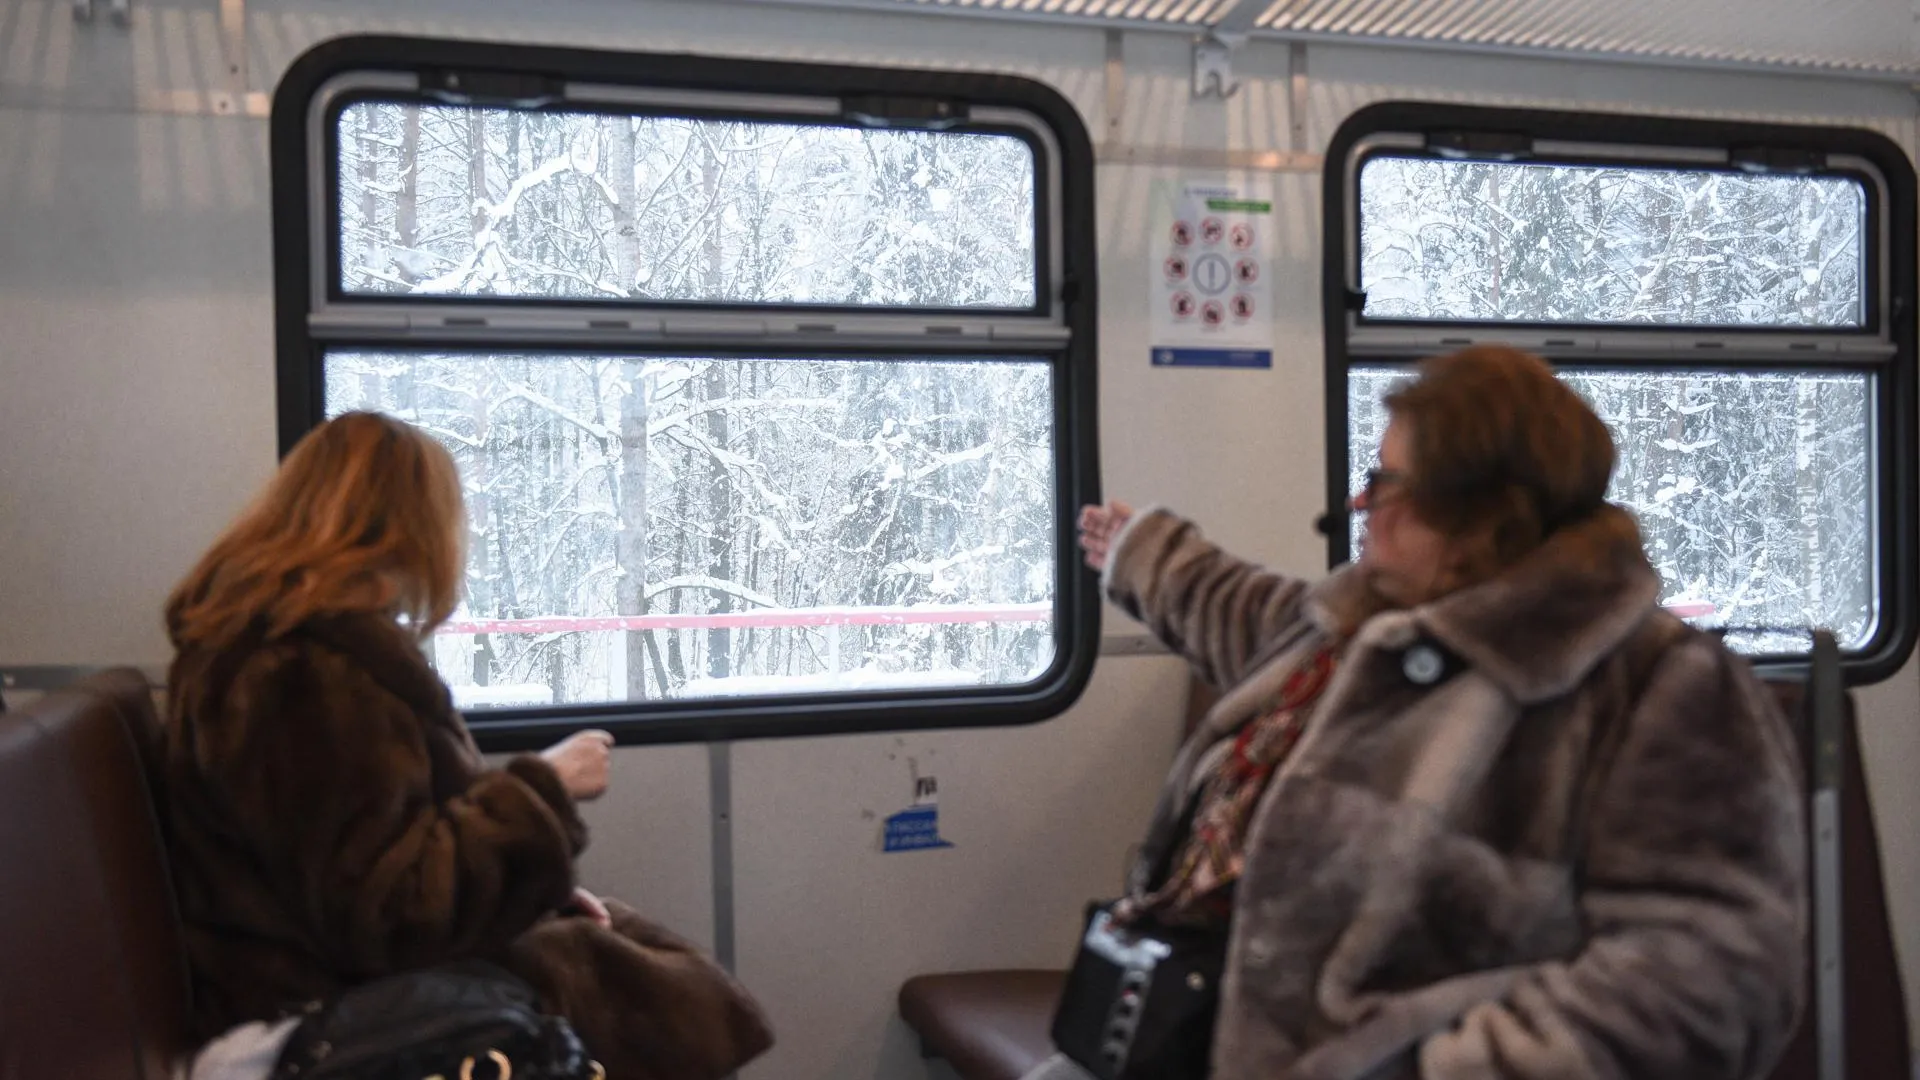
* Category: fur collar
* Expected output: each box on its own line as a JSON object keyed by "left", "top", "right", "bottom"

{"left": 295, "top": 612, "right": 453, "bottom": 718}
{"left": 1307, "top": 504, "right": 1659, "bottom": 704}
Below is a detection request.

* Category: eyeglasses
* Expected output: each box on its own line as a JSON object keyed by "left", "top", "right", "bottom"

{"left": 1353, "top": 468, "right": 1409, "bottom": 511}
{"left": 1363, "top": 468, "right": 1407, "bottom": 499}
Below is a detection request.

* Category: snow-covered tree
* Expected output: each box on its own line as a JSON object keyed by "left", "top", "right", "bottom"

{"left": 1349, "top": 367, "right": 1871, "bottom": 652}
{"left": 1359, "top": 158, "right": 1863, "bottom": 326}
{"left": 330, "top": 103, "right": 1051, "bottom": 705}
{"left": 1349, "top": 158, "right": 1873, "bottom": 652}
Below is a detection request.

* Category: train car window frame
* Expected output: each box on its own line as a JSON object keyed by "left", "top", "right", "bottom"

{"left": 272, "top": 35, "right": 1101, "bottom": 749}
{"left": 1322, "top": 102, "right": 1917, "bottom": 683}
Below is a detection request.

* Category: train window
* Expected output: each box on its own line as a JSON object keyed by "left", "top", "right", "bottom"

{"left": 1348, "top": 366, "right": 1873, "bottom": 655}
{"left": 1359, "top": 157, "right": 1866, "bottom": 328}
{"left": 334, "top": 104, "right": 1038, "bottom": 310}
{"left": 274, "top": 37, "right": 1099, "bottom": 746}
{"left": 1326, "top": 104, "right": 1916, "bottom": 679}
{"left": 325, "top": 351, "right": 1057, "bottom": 708}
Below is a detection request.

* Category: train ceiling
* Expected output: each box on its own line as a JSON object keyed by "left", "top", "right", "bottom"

{"left": 734, "top": 0, "right": 1920, "bottom": 82}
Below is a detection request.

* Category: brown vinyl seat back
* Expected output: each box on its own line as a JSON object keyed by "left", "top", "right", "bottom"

{"left": 0, "top": 669, "right": 193, "bottom": 1080}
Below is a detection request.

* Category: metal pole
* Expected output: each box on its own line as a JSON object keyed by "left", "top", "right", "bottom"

{"left": 1288, "top": 41, "right": 1309, "bottom": 155}
{"left": 708, "top": 740, "right": 737, "bottom": 974}
{"left": 1808, "top": 629, "right": 1846, "bottom": 1080}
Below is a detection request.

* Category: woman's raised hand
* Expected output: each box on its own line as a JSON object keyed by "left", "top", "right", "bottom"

{"left": 542, "top": 729, "right": 614, "bottom": 802}
{"left": 1077, "top": 500, "right": 1136, "bottom": 573}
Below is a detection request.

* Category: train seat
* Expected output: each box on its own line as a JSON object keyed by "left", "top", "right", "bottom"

{"left": 898, "top": 970, "right": 1065, "bottom": 1080}
{"left": 0, "top": 669, "right": 194, "bottom": 1080}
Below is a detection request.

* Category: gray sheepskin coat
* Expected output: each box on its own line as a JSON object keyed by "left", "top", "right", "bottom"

{"left": 1104, "top": 504, "right": 1806, "bottom": 1080}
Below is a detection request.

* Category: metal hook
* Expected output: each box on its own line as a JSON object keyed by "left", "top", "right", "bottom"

{"left": 1192, "top": 32, "right": 1244, "bottom": 99}
{"left": 72, "top": 0, "right": 129, "bottom": 27}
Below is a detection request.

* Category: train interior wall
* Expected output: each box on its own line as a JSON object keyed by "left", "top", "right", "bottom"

{"left": 1, "top": 0, "right": 1917, "bottom": 1077}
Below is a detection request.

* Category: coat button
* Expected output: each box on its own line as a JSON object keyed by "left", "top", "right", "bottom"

{"left": 1403, "top": 644, "right": 1444, "bottom": 685}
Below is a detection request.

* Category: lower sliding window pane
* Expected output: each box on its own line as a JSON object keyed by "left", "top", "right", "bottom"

{"left": 326, "top": 351, "right": 1057, "bottom": 707}
{"left": 1349, "top": 365, "right": 1874, "bottom": 653}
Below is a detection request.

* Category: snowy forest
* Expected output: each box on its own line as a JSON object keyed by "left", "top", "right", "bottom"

{"left": 329, "top": 102, "right": 1052, "bottom": 708}
{"left": 1349, "top": 367, "right": 1871, "bottom": 652}
{"left": 337, "top": 102, "right": 1036, "bottom": 307}
{"left": 1359, "top": 156, "right": 1865, "bottom": 326}
{"left": 1355, "top": 157, "right": 1874, "bottom": 651}
{"left": 328, "top": 101, "right": 1877, "bottom": 709}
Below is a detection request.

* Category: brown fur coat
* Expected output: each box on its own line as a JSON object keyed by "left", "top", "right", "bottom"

{"left": 1105, "top": 505, "right": 1806, "bottom": 1080}
{"left": 160, "top": 613, "right": 771, "bottom": 1079}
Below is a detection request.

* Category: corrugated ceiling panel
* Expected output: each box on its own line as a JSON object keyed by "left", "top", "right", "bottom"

{"left": 787, "top": 0, "right": 1920, "bottom": 77}
{"left": 1332, "top": 0, "right": 1914, "bottom": 72}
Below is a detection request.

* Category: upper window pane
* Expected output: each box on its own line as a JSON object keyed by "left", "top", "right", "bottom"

{"left": 335, "top": 102, "right": 1038, "bottom": 309}
{"left": 1358, "top": 156, "right": 1866, "bottom": 327}
{"left": 1349, "top": 365, "right": 1874, "bottom": 654}
{"left": 325, "top": 350, "right": 1056, "bottom": 709}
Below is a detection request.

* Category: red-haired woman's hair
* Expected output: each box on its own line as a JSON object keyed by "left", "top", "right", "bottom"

{"left": 166, "top": 412, "right": 465, "bottom": 649}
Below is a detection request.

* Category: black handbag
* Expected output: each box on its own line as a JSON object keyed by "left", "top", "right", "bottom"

{"left": 271, "top": 960, "right": 603, "bottom": 1080}
{"left": 1049, "top": 904, "right": 1228, "bottom": 1080}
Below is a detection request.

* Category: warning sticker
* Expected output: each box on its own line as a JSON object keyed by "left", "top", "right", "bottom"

{"left": 1150, "top": 180, "right": 1273, "bottom": 369}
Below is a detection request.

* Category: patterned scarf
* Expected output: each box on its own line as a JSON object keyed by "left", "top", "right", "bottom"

{"left": 1127, "top": 642, "right": 1339, "bottom": 927}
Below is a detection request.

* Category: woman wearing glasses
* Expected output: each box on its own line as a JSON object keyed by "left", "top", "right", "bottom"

{"left": 1038, "top": 346, "right": 1805, "bottom": 1080}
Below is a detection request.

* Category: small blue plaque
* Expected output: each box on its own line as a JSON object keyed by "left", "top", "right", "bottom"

{"left": 1152, "top": 347, "right": 1272, "bottom": 369}
{"left": 881, "top": 805, "right": 954, "bottom": 853}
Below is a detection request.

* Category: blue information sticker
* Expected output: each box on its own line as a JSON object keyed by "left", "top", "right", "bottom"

{"left": 1152, "top": 347, "right": 1272, "bottom": 369}
{"left": 881, "top": 805, "right": 954, "bottom": 853}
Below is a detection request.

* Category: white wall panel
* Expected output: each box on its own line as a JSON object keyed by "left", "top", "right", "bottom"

{"left": 730, "top": 655, "right": 1189, "bottom": 1080}
{"left": 493, "top": 744, "right": 719, "bottom": 954}
{"left": 0, "top": 105, "right": 274, "bottom": 666}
